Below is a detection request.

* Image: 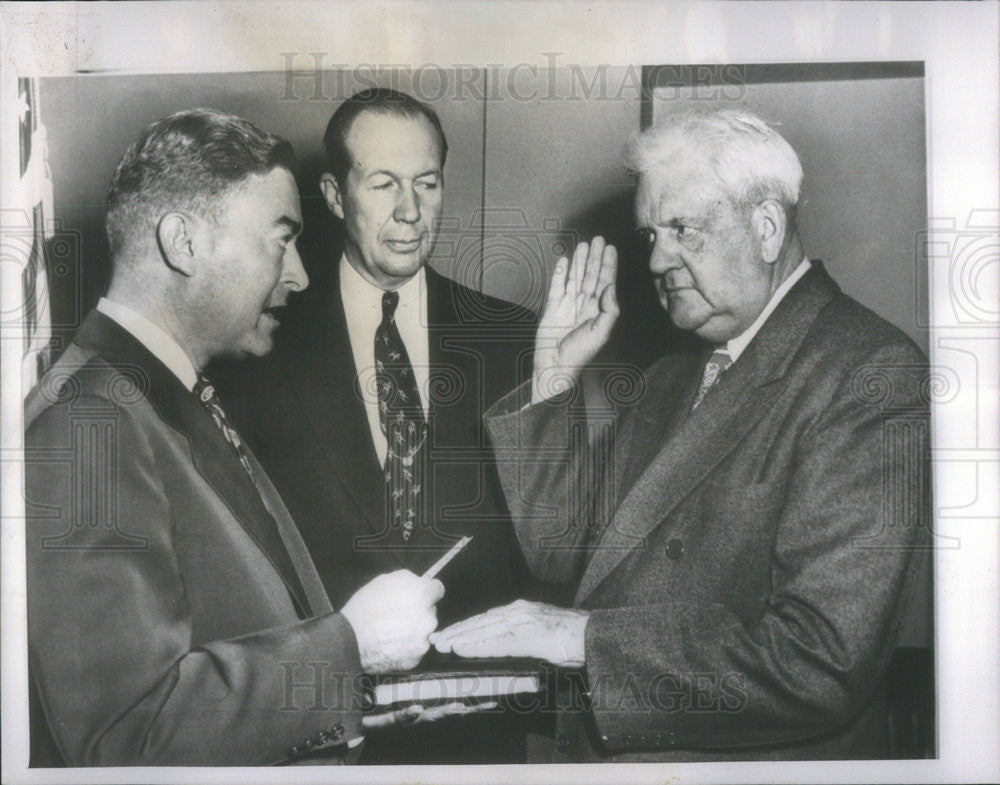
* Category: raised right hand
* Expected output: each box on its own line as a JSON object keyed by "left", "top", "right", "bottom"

{"left": 532, "top": 237, "right": 619, "bottom": 404}
{"left": 340, "top": 570, "right": 444, "bottom": 674}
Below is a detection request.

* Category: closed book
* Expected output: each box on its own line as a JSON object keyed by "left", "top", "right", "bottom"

{"left": 367, "top": 651, "right": 544, "bottom": 710}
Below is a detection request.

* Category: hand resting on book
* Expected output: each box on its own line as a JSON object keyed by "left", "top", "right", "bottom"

{"left": 430, "top": 599, "right": 590, "bottom": 667}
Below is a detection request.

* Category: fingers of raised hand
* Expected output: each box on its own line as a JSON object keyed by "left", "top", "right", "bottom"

{"left": 571, "top": 241, "right": 590, "bottom": 291}
{"left": 597, "top": 242, "right": 618, "bottom": 292}
{"left": 548, "top": 256, "right": 569, "bottom": 302}
{"left": 581, "top": 236, "right": 606, "bottom": 297}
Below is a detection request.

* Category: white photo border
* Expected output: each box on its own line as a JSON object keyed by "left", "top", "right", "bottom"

{"left": 2, "top": 2, "right": 997, "bottom": 783}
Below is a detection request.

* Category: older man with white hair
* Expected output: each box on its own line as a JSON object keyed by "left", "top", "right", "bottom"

{"left": 432, "top": 108, "right": 931, "bottom": 761}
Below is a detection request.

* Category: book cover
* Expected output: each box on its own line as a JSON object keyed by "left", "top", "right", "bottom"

{"left": 367, "top": 651, "right": 545, "bottom": 709}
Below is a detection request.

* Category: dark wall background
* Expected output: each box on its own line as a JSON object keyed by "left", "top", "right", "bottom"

{"left": 38, "top": 64, "right": 931, "bottom": 646}
{"left": 40, "top": 69, "right": 486, "bottom": 350}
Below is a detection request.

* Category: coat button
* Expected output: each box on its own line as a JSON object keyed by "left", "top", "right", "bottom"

{"left": 330, "top": 724, "right": 344, "bottom": 741}
{"left": 316, "top": 731, "right": 330, "bottom": 745}
{"left": 289, "top": 745, "right": 301, "bottom": 757}
{"left": 666, "top": 539, "right": 684, "bottom": 559}
{"left": 555, "top": 735, "right": 571, "bottom": 753}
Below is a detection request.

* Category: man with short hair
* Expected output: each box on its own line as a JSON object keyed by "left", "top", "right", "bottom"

{"left": 223, "top": 88, "right": 537, "bottom": 763}
{"left": 25, "top": 108, "right": 444, "bottom": 766}
{"left": 433, "top": 108, "right": 931, "bottom": 761}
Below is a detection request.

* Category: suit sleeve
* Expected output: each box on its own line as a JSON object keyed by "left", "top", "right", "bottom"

{"left": 25, "top": 392, "right": 366, "bottom": 767}
{"left": 485, "top": 381, "right": 612, "bottom": 585}
{"left": 582, "top": 342, "right": 931, "bottom": 751}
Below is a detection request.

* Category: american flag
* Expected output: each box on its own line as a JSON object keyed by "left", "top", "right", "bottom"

{"left": 15, "top": 77, "right": 54, "bottom": 397}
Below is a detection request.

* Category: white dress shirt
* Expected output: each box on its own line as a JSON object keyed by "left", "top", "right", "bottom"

{"left": 97, "top": 297, "right": 198, "bottom": 391}
{"left": 725, "top": 257, "right": 811, "bottom": 362}
{"left": 339, "top": 257, "right": 430, "bottom": 465}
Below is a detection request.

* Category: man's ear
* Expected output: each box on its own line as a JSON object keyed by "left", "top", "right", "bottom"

{"left": 156, "top": 212, "right": 199, "bottom": 276}
{"left": 753, "top": 199, "right": 787, "bottom": 264}
{"left": 319, "top": 173, "right": 345, "bottom": 220}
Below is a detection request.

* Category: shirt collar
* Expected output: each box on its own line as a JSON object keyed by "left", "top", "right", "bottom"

{"left": 726, "top": 257, "right": 811, "bottom": 362}
{"left": 96, "top": 297, "right": 199, "bottom": 391}
{"left": 339, "top": 255, "right": 425, "bottom": 311}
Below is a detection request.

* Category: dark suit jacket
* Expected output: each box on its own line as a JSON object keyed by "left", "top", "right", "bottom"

{"left": 222, "top": 264, "right": 539, "bottom": 624}
{"left": 24, "top": 311, "right": 366, "bottom": 766}
{"left": 485, "top": 264, "right": 931, "bottom": 761}
{"left": 218, "top": 264, "right": 539, "bottom": 763}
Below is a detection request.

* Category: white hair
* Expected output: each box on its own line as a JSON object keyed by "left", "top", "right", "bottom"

{"left": 625, "top": 108, "right": 804, "bottom": 212}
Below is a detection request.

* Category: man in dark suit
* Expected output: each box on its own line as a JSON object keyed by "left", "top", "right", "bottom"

{"left": 433, "top": 108, "right": 931, "bottom": 761}
{"left": 222, "top": 88, "right": 537, "bottom": 763}
{"left": 24, "top": 108, "right": 447, "bottom": 766}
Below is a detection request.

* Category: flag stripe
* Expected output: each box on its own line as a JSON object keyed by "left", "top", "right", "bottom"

{"left": 18, "top": 77, "right": 54, "bottom": 396}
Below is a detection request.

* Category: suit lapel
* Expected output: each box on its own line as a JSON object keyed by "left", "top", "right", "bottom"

{"left": 616, "top": 340, "right": 705, "bottom": 499}
{"left": 244, "top": 449, "right": 334, "bottom": 615}
{"left": 574, "top": 264, "right": 841, "bottom": 605}
{"left": 282, "top": 271, "right": 404, "bottom": 563}
{"left": 74, "top": 311, "right": 315, "bottom": 617}
{"left": 402, "top": 267, "right": 472, "bottom": 554}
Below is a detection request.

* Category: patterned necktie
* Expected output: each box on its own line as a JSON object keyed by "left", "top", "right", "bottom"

{"left": 691, "top": 347, "right": 733, "bottom": 411}
{"left": 374, "top": 290, "right": 427, "bottom": 542}
{"left": 194, "top": 375, "right": 256, "bottom": 481}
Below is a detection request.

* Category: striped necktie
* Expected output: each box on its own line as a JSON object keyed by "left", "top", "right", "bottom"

{"left": 691, "top": 347, "right": 733, "bottom": 411}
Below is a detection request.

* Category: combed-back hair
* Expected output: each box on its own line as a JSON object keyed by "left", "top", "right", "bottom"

{"left": 322, "top": 88, "right": 448, "bottom": 188}
{"left": 626, "top": 108, "right": 803, "bottom": 214}
{"left": 105, "top": 107, "right": 297, "bottom": 255}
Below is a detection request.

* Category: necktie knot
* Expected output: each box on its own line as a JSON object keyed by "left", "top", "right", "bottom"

{"left": 691, "top": 346, "right": 733, "bottom": 411}
{"left": 706, "top": 346, "right": 733, "bottom": 373}
{"left": 381, "top": 290, "right": 400, "bottom": 320}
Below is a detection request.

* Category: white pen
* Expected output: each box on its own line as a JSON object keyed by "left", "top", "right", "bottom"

{"left": 422, "top": 536, "right": 472, "bottom": 579}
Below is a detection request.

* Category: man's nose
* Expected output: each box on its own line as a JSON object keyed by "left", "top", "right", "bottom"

{"left": 393, "top": 184, "right": 421, "bottom": 224}
{"left": 648, "top": 238, "right": 681, "bottom": 275}
{"left": 282, "top": 241, "right": 309, "bottom": 292}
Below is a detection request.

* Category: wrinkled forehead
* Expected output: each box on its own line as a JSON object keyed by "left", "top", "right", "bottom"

{"left": 344, "top": 111, "right": 444, "bottom": 175}
{"left": 634, "top": 153, "right": 729, "bottom": 224}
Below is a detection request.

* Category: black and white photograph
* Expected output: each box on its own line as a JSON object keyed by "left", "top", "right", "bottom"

{"left": 1, "top": 3, "right": 997, "bottom": 784}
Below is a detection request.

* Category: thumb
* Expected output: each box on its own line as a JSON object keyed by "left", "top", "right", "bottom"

{"left": 599, "top": 281, "right": 619, "bottom": 315}
{"left": 591, "top": 286, "right": 619, "bottom": 341}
